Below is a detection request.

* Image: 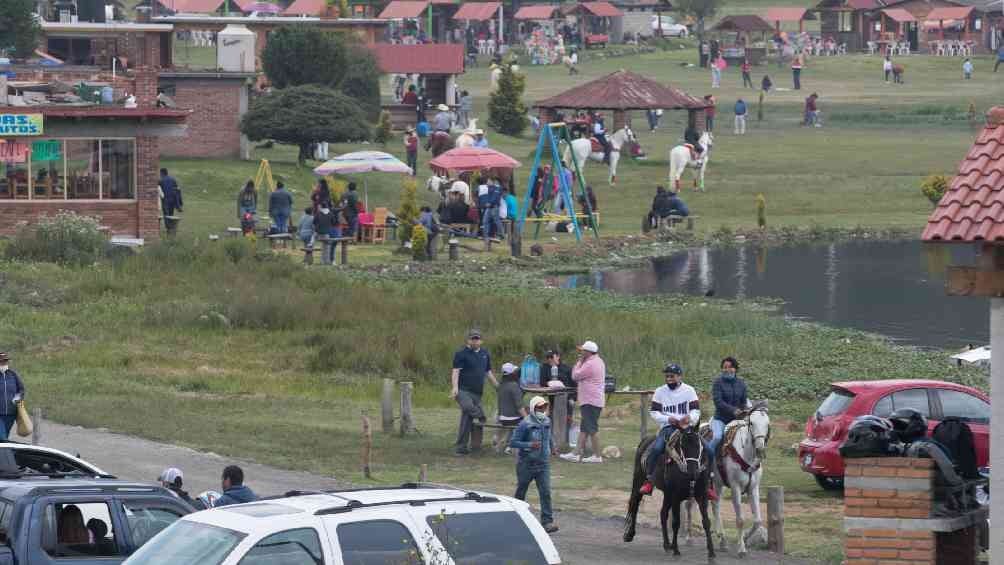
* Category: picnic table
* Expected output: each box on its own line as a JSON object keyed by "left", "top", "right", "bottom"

{"left": 522, "top": 385, "right": 574, "bottom": 450}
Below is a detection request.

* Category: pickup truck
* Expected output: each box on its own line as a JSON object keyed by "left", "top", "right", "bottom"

{"left": 0, "top": 478, "right": 193, "bottom": 565}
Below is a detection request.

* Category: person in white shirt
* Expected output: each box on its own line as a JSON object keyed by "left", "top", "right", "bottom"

{"left": 639, "top": 363, "right": 702, "bottom": 496}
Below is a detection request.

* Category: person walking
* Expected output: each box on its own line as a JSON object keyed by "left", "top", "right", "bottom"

{"left": 704, "top": 95, "right": 716, "bottom": 132}
{"left": 734, "top": 98, "right": 748, "bottom": 135}
{"left": 404, "top": 127, "right": 419, "bottom": 176}
{"left": 215, "top": 465, "right": 257, "bottom": 507}
{"left": 511, "top": 396, "right": 560, "bottom": 533}
{"left": 707, "top": 357, "right": 749, "bottom": 481}
{"left": 791, "top": 53, "right": 803, "bottom": 90}
{"left": 761, "top": 74, "right": 772, "bottom": 93}
{"left": 646, "top": 109, "right": 661, "bottom": 132}
{"left": 710, "top": 56, "right": 722, "bottom": 88}
{"left": 268, "top": 181, "right": 293, "bottom": 234}
{"left": 560, "top": 340, "right": 606, "bottom": 463}
{"left": 741, "top": 58, "right": 753, "bottom": 88}
{"left": 804, "top": 92, "right": 819, "bottom": 126}
{"left": 342, "top": 183, "right": 360, "bottom": 238}
{"left": 0, "top": 353, "right": 24, "bottom": 440}
{"left": 995, "top": 44, "right": 1004, "bottom": 72}
{"left": 638, "top": 364, "right": 702, "bottom": 496}
{"left": 883, "top": 55, "right": 893, "bottom": 82}
{"left": 237, "top": 180, "right": 257, "bottom": 220}
{"left": 451, "top": 329, "right": 498, "bottom": 455}
{"left": 481, "top": 179, "right": 503, "bottom": 239}
{"left": 159, "top": 168, "right": 183, "bottom": 234}
{"left": 963, "top": 58, "right": 974, "bottom": 80}
{"left": 458, "top": 90, "right": 473, "bottom": 129}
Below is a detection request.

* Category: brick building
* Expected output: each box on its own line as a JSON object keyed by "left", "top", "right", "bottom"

{"left": 158, "top": 71, "right": 254, "bottom": 159}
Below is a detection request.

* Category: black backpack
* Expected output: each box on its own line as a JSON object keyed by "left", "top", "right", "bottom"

{"left": 932, "top": 417, "right": 979, "bottom": 479}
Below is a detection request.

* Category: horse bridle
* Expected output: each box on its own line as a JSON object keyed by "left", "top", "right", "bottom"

{"left": 744, "top": 407, "right": 771, "bottom": 449}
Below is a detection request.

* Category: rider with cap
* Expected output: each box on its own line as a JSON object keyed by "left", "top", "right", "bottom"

{"left": 593, "top": 113, "right": 611, "bottom": 164}
{"left": 639, "top": 364, "right": 701, "bottom": 496}
{"left": 433, "top": 104, "right": 453, "bottom": 133}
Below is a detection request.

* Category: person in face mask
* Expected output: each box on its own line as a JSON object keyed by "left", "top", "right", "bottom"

{"left": 708, "top": 356, "right": 748, "bottom": 477}
{"left": 0, "top": 353, "right": 24, "bottom": 440}
{"left": 510, "top": 396, "right": 558, "bottom": 533}
{"left": 639, "top": 364, "right": 702, "bottom": 496}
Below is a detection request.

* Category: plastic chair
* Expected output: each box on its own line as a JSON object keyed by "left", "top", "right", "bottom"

{"left": 361, "top": 208, "right": 388, "bottom": 244}
{"left": 867, "top": 41, "right": 876, "bottom": 56}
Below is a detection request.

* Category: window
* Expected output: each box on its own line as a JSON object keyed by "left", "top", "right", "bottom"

{"left": 426, "top": 511, "right": 548, "bottom": 565}
{"left": 0, "top": 500, "right": 13, "bottom": 532}
{"left": 122, "top": 502, "right": 185, "bottom": 548}
{"left": 65, "top": 140, "right": 101, "bottom": 200}
{"left": 0, "top": 139, "right": 136, "bottom": 201}
{"left": 891, "top": 389, "right": 931, "bottom": 417}
{"left": 838, "top": 11, "right": 853, "bottom": 32}
{"left": 874, "top": 20, "right": 882, "bottom": 32}
{"left": 0, "top": 143, "right": 29, "bottom": 200}
{"left": 12, "top": 450, "right": 92, "bottom": 475}
{"left": 239, "top": 528, "right": 325, "bottom": 565}
{"left": 873, "top": 395, "right": 893, "bottom": 417}
{"left": 28, "top": 140, "right": 64, "bottom": 200}
{"left": 42, "top": 502, "right": 121, "bottom": 558}
{"left": 975, "top": 18, "right": 982, "bottom": 31}
{"left": 937, "top": 390, "right": 990, "bottom": 424}
{"left": 101, "top": 139, "right": 135, "bottom": 199}
{"left": 817, "top": 390, "right": 855, "bottom": 417}
{"left": 125, "top": 520, "right": 245, "bottom": 565}
{"left": 336, "top": 520, "right": 419, "bottom": 565}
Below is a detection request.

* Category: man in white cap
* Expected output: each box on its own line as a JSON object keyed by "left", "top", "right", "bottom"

{"left": 510, "top": 396, "right": 559, "bottom": 533}
{"left": 158, "top": 467, "right": 201, "bottom": 508}
{"left": 432, "top": 103, "right": 453, "bottom": 133}
{"left": 472, "top": 129, "right": 489, "bottom": 148}
{"left": 560, "top": 340, "right": 606, "bottom": 463}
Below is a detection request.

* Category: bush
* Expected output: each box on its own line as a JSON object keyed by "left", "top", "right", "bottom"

{"left": 921, "top": 174, "right": 950, "bottom": 206}
{"left": 756, "top": 194, "right": 766, "bottom": 229}
{"left": 374, "top": 110, "right": 393, "bottom": 146}
{"left": 397, "top": 177, "right": 420, "bottom": 244}
{"left": 5, "top": 211, "right": 105, "bottom": 265}
{"left": 411, "top": 224, "right": 428, "bottom": 260}
{"left": 488, "top": 64, "right": 529, "bottom": 136}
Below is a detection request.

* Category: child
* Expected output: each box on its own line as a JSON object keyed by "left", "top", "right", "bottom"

{"left": 883, "top": 55, "right": 893, "bottom": 82}
{"left": 297, "top": 207, "right": 314, "bottom": 248}
{"left": 494, "top": 363, "right": 525, "bottom": 454}
{"left": 704, "top": 95, "right": 716, "bottom": 132}
{"left": 404, "top": 127, "right": 418, "bottom": 176}
{"left": 510, "top": 396, "right": 558, "bottom": 533}
{"left": 963, "top": 58, "right": 973, "bottom": 80}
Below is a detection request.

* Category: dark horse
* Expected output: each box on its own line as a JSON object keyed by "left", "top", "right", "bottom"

{"left": 623, "top": 428, "right": 715, "bottom": 560}
{"left": 425, "top": 131, "right": 454, "bottom": 157}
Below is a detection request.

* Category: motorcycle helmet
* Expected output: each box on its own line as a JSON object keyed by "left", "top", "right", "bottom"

{"left": 840, "top": 415, "right": 895, "bottom": 458}
{"left": 889, "top": 408, "right": 927, "bottom": 443}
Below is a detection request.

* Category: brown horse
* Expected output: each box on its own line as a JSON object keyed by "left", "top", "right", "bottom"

{"left": 426, "top": 131, "right": 454, "bottom": 157}
{"left": 624, "top": 429, "right": 715, "bottom": 560}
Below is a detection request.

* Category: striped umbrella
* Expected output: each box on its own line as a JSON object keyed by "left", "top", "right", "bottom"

{"left": 313, "top": 151, "right": 413, "bottom": 209}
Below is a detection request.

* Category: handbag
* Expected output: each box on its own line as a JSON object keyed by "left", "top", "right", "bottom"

{"left": 15, "top": 401, "right": 32, "bottom": 437}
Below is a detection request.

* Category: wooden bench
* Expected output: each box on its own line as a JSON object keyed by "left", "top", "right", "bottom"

{"left": 656, "top": 214, "right": 698, "bottom": 231}
{"left": 225, "top": 227, "right": 243, "bottom": 238}
{"left": 481, "top": 422, "right": 520, "bottom": 455}
{"left": 266, "top": 233, "right": 293, "bottom": 249}
{"left": 313, "top": 236, "right": 353, "bottom": 265}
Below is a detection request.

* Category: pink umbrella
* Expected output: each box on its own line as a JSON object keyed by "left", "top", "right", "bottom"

{"left": 429, "top": 147, "right": 522, "bottom": 175}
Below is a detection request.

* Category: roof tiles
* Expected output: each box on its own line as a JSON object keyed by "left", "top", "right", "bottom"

{"left": 923, "top": 107, "right": 1004, "bottom": 242}
{"left": 534, "top": 70, "right": 706, "bottom": 110}
{"left": 369, "top": 43, "right": 465, "bottom": 74}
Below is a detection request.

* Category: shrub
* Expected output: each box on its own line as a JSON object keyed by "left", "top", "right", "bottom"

{"left": 411, "top": 224, "right": 428, "bottom": 260}
{"left": 374, "top": 110, "right": 393, "bottom": 146}
{"left": 921, "top": 174, "right": 950, "bottom": 206}
{"left": 5, "top": 211, "right": 105, "bottom": 265}
{"left": 398, "top": 177, "right": 420, "bottom": 244}
{"left": 488, "top": 64, "right": 529, "bottom": 136}
{"left": 756, "top": 194, "right": 766, "bottom": 228}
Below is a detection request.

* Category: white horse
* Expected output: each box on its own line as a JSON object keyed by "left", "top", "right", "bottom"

{"left": 668, "top": 131, "right": 713, "bottom": 192}
{"left": 563, "top": 126, "right": 636, "bottom": 186}
{"left": 686, "top": 401, "right": 770, "bottom": 556}
{"left": 455, "top": 119, "right": 480, "bottom": 148}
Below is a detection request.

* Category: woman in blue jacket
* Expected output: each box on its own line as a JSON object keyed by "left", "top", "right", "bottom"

{"left": 707, "top": 357, "right": 748, "bottom": 472}
{"left": 0, "top": 352, "right": 25, "bottom": 440}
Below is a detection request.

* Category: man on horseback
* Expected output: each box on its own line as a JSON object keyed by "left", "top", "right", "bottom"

{"left": 707, "top": 356, "right": 748, "bottom": 495}
{"left": 593, "top": 113, "right": 611, "bottom": 164}
{"left": 683, "top": 122, "right": 704, "bottom": 162}
{"left": 638, "top": 364, "right": 702, "bottom": 496}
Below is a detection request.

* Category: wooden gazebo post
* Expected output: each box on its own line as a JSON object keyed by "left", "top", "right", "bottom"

{"left": 922, "top": 106, "right": 1004, "bottom": 565}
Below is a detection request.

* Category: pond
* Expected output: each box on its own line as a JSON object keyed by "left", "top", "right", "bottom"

{"left": 555, "top": 240, "right": 986, "bottom": 349}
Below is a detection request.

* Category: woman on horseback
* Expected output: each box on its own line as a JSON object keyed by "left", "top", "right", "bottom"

{"left": 708, "top": 356, "right": 748, "bottom": 498}
{"left": 638, "top": 364, "right": 700, "bottom": 496}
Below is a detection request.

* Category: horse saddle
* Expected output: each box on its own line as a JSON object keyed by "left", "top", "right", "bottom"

{"left": 683, "top": 143, "right": 700, "bottom": 162}
{"left": 590, "top": 138, "right": 605, "bottom": 153}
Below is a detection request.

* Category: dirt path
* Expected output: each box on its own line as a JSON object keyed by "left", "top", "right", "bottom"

{"left": 42, "top": 420, "right": 815, "bottom": 564}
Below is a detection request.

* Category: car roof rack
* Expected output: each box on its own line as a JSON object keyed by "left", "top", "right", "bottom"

{"left": 314, "top": 490, "right": 500, "bottom": 516}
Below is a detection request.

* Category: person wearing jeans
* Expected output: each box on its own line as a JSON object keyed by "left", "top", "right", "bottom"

{"left": 0, "top": 353, "right": 24, "bottom": 440}
{"left": 791, "top": 54, "right": 804, "bottom": 90}
{"left": 995, "top": 44, "right": 1004, "bottom": 72}
{"left": 734, "top": 98, "right": 747, "bottom": 135}
{"left": 708, "top": 356, "right": 748, "bottom": 495}
{"left": 511, "top": 396, "right": 559, "bottom": 533}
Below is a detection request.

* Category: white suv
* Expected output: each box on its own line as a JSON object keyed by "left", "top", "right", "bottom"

{"left": 122, "top": 483, "right": 562, "bottom": 564}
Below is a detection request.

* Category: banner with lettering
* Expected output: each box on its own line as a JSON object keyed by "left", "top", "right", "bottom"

{"left": 0, "top": 114, "right": 43, "bottom": 136}
{"left": 31, "top": 140, "right": 61, "bottom": 161}
{"left": 0, "top": 142, "right": 30, "bottom": 163}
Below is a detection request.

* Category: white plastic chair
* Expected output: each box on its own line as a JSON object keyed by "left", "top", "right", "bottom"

{"left": 867, "top": 41, "right": 876, "bottom": 56}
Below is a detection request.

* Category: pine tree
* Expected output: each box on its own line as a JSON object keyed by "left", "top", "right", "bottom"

{"left": 411, "top": 224, "right": 428, "bottom": 260}
{"left": 397, "top": 177, "right": 420, "bottom": 244}
{"left": 488, "top": 65, "right": 529, "bottom": 136}
{"left": 0, "top": 0, "right": 40, "bottom": 60}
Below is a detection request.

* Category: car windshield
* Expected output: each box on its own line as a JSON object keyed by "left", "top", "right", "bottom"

{"left": 123, "top": 520, "right": 246, "bottom": 565}
{"left": 817, "top": 389, "right": 855, "bottom": 418}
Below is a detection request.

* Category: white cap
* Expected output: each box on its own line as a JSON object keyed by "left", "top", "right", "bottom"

{"left": 158, "top": 467, "right": 183, "bottom": 484}
{"left": 529, "top": 396, "right": 549, "bottom": 412}
{"left": 579, "top": 340, "right": 599, "bottom": 353}
{"left": 501, "top": 362, "right": 517, "bottom": 375}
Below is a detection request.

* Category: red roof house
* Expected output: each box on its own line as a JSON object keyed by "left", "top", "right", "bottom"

{"left": 370, "top": 43, "right": 465, "bottom": 74}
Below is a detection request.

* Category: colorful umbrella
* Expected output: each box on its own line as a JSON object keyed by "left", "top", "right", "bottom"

{"left": 243, "top": 2, "right": 282, "bottom": 12}
{"left": 313, "top": 151, "right": 413, "bottom": 209}
{"left": 429, "top": 147, "right": 522, "bottom": 174}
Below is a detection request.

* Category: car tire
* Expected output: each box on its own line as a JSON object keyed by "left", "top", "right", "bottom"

{"left": 814, "top": 474, "right": 844, "bottom": 491}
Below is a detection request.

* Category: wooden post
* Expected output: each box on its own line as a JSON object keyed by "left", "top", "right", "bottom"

{"left": 553, "top": 391, "right": 569, "bottom": 451}
{"left": 361, "top": 415, "right": 372, "bottom": 479}
{"left": 767, "top": 486, "right": 785, "bottom": 554}
{"left": 381, "top": 379, "right": 394, "bottom": 434}
{"left": 31, "top": 407, "right": 41, "bottom": 446}
{"left": 340, "top": 239, "right": 349, "bottom": 265}
{"left": 449, "top": 239, "right": 459, "bottom": 260}
{"left": 319, "top": 237, "right": 332, "bottom": 265}
{"left": 639, "top": 393, "right": 650, "bottom": 440}
{"left": 400, "top": 382, "right": 414, "bottom": 437}
{"left": 419, "top": 463, "right": 428, "bottom": 482}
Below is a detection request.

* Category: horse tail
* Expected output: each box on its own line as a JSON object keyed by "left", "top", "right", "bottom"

{"left": 624, "top": 436, "right": 655, "bottom": 542}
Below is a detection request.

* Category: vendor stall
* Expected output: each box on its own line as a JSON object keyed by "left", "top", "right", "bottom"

{"left": 370, "top": 43, "right": 465, "bottom": 129}
{"left": 562, "top": 1, "right": 625, "bottom": 47}
{"left": 711, "top": 15, "right": 773, "bottom": 64}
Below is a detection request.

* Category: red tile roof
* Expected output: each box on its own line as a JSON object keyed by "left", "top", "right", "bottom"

{"left": 713, "top": 14, "right": 774, "bottom": 32}
{"left": 923, "top": 107, "right": 1004, "bottom": 242}
{"left": 535, "top": 70, "right": 706, "bottom": 110}
{"left": 882, "top": 7, "right": 916, "bottom": 21}
{"left": 925, "top": 5, "right": 975, "bottom": 20}
{"left": 2, "top": 107, "right": 191, "bottom": 121}
{"left": 514, "top": 4, "right": 560, "bottom": 19}
{"left": 370, "top": 43, "right": 465, "bottom": 74}
{"left": 847, "top": 0, "right": 882, "bottom": 10}
{"left": 453, "top": 1, "right": 500, "bottom": 20}
{"left": 283, "top": 0, "right": 324, "bottom": 15}
{"left": 581, "top": 1, "right": 624, "bottom": 16}
{"left": 163, "top": 0, "right": 247, "bottom": 12}
{"left": 765, "top": 6, "right": 809, "bottom": 20}
{"left": 378, "top": 0, "right": 429, "bottom": 18}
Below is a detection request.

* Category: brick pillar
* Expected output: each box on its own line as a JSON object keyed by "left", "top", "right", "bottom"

{"left": 132, "top": 66, "right": 158, "bottom": 108}
{"left": 136, "top": 135, "right": 161, "bottom": 242}
{"left": 612, "top": 109, "right": 630, "bottom": 131}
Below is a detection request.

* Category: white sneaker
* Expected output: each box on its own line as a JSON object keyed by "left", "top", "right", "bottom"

{"left": 559, "top": 452, "right": 581, "bottom": 462}
{"left": 582, "top": 455, "right": 604, "bottom": 464}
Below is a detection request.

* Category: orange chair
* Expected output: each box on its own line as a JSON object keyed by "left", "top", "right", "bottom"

{"left": 362, "top": 207, "right": 389, "bottom": 244}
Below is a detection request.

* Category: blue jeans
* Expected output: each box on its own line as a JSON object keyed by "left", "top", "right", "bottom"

{"left": 327, "top": 227, "right": 342, "bottom": 263}
{"left": 482, "top": 206, "right": 502, "bottom": 239}
{"left": 0, "top": 415, "right": 16, "bottom": 440}
{"left": 344, "top": 215, "right": 359, "bottom": 238}
{"left": 515, "top": 460, "right": 553, "bottom": 525}
{"left": 272, "top": 212, "right": 288, "bottom": 234}
{"left": 708, "top": 419, "right": 726, "bottom": 469}
{"left": 646, "top": 426, "right": 676, "bottom": 478}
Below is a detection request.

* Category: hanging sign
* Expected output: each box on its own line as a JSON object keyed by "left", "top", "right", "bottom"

{"left": 0, "top": 142, "right": 30, "bottom": 163}
{"left": 0, "top": 114, "right": 43, "bottom": 136}
{"left": 31, "top": 140, "right": 61, "bottom": 161}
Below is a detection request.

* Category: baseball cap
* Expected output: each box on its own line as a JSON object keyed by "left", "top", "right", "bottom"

{"left": 468, "top": 329, "right": 482, "bottom": 339}
{"left": 545, "top": 349, "right": 559, "bottom": 358}
{"left": 0, "top": 352, "right": 9, "bottom": 362}
{"left": 578, "top": 340, "right": 599, "bottom": 353}
{"left": 501, "top": 362, "right": 517, "bottom": 375}
{"left": 664, "top": 363, "right": 683, "bottom": 375}
{"left": 158, "top": 467, "right": 183, "bottom": 485}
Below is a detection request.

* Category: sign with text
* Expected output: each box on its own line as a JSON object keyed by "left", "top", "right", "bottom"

{"left": 0, "top": 114, "right": 43, "bottom": 136}
{"left": 31, "top": 140, "right": 61, "bottom": 161}
{"left": 0, "top": 142, "right": 30, "bottom": 163}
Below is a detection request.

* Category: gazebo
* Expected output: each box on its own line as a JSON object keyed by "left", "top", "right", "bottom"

{"left": 534, "top": 69, "right": 707, "bottom": 132}
{"left": 712, "top": 15, "right": 774, "bottom": 64}
{"left": 765, "top": 6, "right": 815, "bottom": 32}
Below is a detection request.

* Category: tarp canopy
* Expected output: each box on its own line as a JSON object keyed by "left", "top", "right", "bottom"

{"left": 925, "top": 5, "right": 975, "bottom": 20}
{"left": 882, "top": 8, "right": 917, "bottom": 22}
{"left": 514, "top": 4, "right": 559, "bottom": 19}
{"left": 378, "top": 0, "right": 429, "bottom": 18}
{"left": 453, "top": 1, "right": 500, "bottom": 20}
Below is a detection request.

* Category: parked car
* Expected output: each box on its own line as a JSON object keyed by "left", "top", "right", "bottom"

{"left": 0, "top": 477, "right": 194, "bottom": 565}
{"left": 124, "top": 483, "right": 562, "bottom": 565}
{"left": 0, "top": 440, "right": 109, "bottom": 477}
{"left": 650, "top": 15, "right": 689, "bottom": 38}
{"left": 798, "top": 379, "right": 989, "bottom": 490}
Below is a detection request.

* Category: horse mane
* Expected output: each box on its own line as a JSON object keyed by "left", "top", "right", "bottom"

{"left": 750, "top": 399, "right": 769, "bottom": 413}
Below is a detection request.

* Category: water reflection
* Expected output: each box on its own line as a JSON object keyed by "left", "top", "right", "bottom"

{"left": 558, "top": 241, "right": 985, "bottom": 348}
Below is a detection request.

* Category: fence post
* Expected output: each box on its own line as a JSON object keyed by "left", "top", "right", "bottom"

{"left": 419, "top": 464, "right": 428, "bottom": 482}
{"left": 31, "top": 407, "right": 41, "bottom": 446}
{"left": 510, "top": 226, "right": 522, "bottom": 257}
{"left": 767, "top": 486, "right": 785, "bottom": 555}
{"left": 553, "top": 392, "right": 569, "bottom": 451}
{"left": 399, "top": 382, "right": 414, "bottom": 437}
{"left": 449, "top": 239, "right": 459, "bottom": 261}
{"left": 361, "top": 415, "right": 373, "bottom": 479}
{"left": 381, "top": 379, "right": 395, "bottom": 434}
{"left": 340, "top": 239, "right": 349, "bottom": 265}
{"left": 639, "top": 393, "right": 650, "bottom": 441}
